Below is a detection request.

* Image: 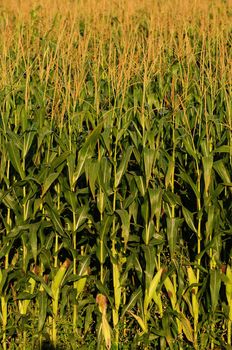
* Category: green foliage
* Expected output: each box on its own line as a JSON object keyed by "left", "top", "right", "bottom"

{"left": 0, "top": 0, "right": 231, "bottom": 349}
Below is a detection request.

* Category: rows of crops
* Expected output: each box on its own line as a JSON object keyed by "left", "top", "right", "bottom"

{"left": 0, "top": 0, "right": 231, "bottom": 349}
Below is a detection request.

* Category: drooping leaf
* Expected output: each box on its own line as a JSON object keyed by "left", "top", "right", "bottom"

{"left": 75, "top": 205, "right": 89, "bottom": 231}
{"left": 7, "top": 141, "right": 25, "bottom": 179}
{"left": 73, "top": 124, "right": 102, "bottom": 184}
{"left": 115, "top": 146, "right": 133, "bottom": 188}
{"left": 166, "top": 217, "right": 183, "bottom": 259}
{"left": 116, "top": 209, "right": 130, "bottom": 248}
{"left": 178, "top": 312, "right": 194, "bottom": 343}
{"left": 41, "top": 172, "right": 60, "bottom": 198}
{"left": 182, "top": 206, "right": 197, "bottom": 233}
{"left": 121, "top": 286, "right": 142, "bottom": 319}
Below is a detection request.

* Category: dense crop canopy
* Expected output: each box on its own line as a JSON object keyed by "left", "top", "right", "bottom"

{"left": 0, "top": 0, "right": 231, "bottom": 349}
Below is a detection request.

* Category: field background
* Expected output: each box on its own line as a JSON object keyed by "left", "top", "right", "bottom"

{"left": 0, "top": 0, "right": 232, "bottom": 349}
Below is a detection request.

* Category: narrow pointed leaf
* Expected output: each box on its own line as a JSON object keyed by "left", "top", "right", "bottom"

{"left": 115, "top": 146, "right": 133, "bottom": 188}
{"left": 202, "top": 155, "right": 213, "bottom": 194}
{"left": 38, "top": 290, "right": 48, "bottom": 332}
{"left": 121, "top": 286, "right": 142, "bottom": 318}
{"left": 210, "top": 269, "right": 221, "bottom": 312}
{"left": 144, "top": 148, "right": 155, "bottom": 188}
{"left": 74, "top": 124, "right": 102, "bottom": 184}
{"left": 7, "top": 141, "right": 25, "bottom": 179}
{"left": 41, "top": 172, "right": 60, "bottom": 198}
{"left": 182, "top": 206, "right": 197, "bottom": 233}
{"left": 167, "top": 218, "right": 183, "bottom": 259}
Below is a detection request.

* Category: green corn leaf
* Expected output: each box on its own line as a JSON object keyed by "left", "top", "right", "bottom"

{"left": 50, "top": 150, "right": 70, "bottom": 172}
{"left": 142, "top": 220, "right": 155, "bottom": 246}
{"left": 75, "top": 205, "right": 89, "bottom": 231}
{"left": 16, "top": 292, "right": 36, "bottom": 300}
{"left": 144, "top": 147, "right": 155, "bottom": 188}
{"left": 73, "top": 124, "right": 102, "bottom": 184}
{"left": 78, "top": 256, "right": 90, "bottom": 276}
{"left": 45, "top": 204, "right": 64, "bottom": 236}
{"left": 0, "top": 269, "right": 8, "bottom": 295}
{"left": 28, "top": 222, "right": 40, "bottom": 262}
{"left": 187, "top": 266, "right": 199, "bottom": 321}
{"left": 149, "top": 188, "right": 162, "bottom": 224}
{"left": 210, "top": 269, "right": 221, "bottom": 312}
{"left": 178, "top": 171, "right": 200, "bottom": 200}
{"left": 52, "top": 260, "right": 70, "bottom": 297}
{"left": 64, "top": 190, "right": 78, "bottom": 212}
{"left": 84, "top": 304, "right": 95, "bottom": 334}
{"left": 98, "top": 157, "right": 112, "bottom": 195}
{"left": 146, "top": 268, "right": 163, "bottom": 307}
{"left": 28, "top": 272, "right": 52, "bottom": 298}
{"left": 134, "top": 255, "right": 143, "bottom": 283}
{"left": 116, "top": 209, "right": 130, "bottom": 248}
{"left": 225, "top": 265, "right": 232, "bottom": 321}
{"left": 141, "top": 199, "right": 150, "bottom": 226}
{"left": 97, "top": 189, "right": 106, "bottom": 215}
{"left": 0, "top": 190, "right": 20, "bottom": 213}
{"left": 182, "top": 137, "right": 197, "bottom": 160}
{"left": 195, "top": 233, "right": 222, "bottom": 261}
{"left": 213, "top": 160, "right": 232, "bottom": 193}
{"left": 134, "top": 175, "right": 146, "bottom": 197}
{"left": 41, "top": 172, "right": 60, "bottom": 198}
{"left": 132, "top": 146, "right": 141, "bottom": 164}
{"left": 129, "top": 200, "right": 138, "bottom": 224}
{"left": 6, "top": 130, "right": 23, "bottom": 150}
{"left": 7, "top": 141, "right": 25, "bottom": 179}
{"left": 163, "top": 190, "right": 182, "bottom": 207}
{"left": 22, "top": 129, "right": 36, "bottom": 159}
{"left": 60, "top": 284, "right": 70, "bottom": 317}
{"left": 123, "top": 187, "right": 138, "bottom": 209}
{"left": 38, "top": 290, "right": 48, "bottom": 332}
{"left": 128, "top": 130, "right": 139, "bottom": 149}
{"left": 115, "top": 146, "right": 133, "bottom": 188}
{"left": 99, "top": 214, "right": 113, "bottom": 240}
{"left": 67, "top": 152, "right": 76, "bottom": 187}
{"left": 7, "top": 224, "right": 30, "bottom": 239}
{"left": 143, "top": 245, "right": 155, "bottom": 286}
{"left": 63, "top": 274, "right": 80, "bottom": 284}
{"left": 75, "top": 256, "right": 90, "bottom": 296}
{"left": 213, "top": 145, "right": 231, "bottom": 153}
{"left": 205, "top": 205, "right": 215, "bottom": 240}
{"left": 182, "top": 206, "right": 197, "bottom": 233}
{"left": 121, "top": 286, "right": 142, "bottom": 319}
{"left": 101, "top": 127, "right": 112, "bottom": 155}
{"left": 74, "top": 144, "right": 91, "bottom": 184}
{"left": 0, "top": 241, "right": 14, "bottom": 260}
{"left": 152, "top": 285, "right": 163, "bottom": 316}
{"left": 202, "top": 155, "right": 213, "bottom": 194}
{"left": 113, "top": 262, "right": 121, "bottom": 310}
{"left": 167, "top": 217, "right": 183, "bottom": 259}
{"left": 96, "top": 237, "right": 108, "bottom": 265}
{"left": 86, "top": 159, "right": 100, "bottom": 198}
{"left": 165, "top": 159, "right": 175, "bottom": 189}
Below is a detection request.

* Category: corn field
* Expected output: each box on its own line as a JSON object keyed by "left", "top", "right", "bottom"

{"left": 0, "top": 0, "right": 231, "bottom": 349}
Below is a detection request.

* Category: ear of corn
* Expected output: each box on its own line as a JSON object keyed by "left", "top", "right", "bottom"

{"left": 96, "top": 294, "right": 112, "bottom": 349}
